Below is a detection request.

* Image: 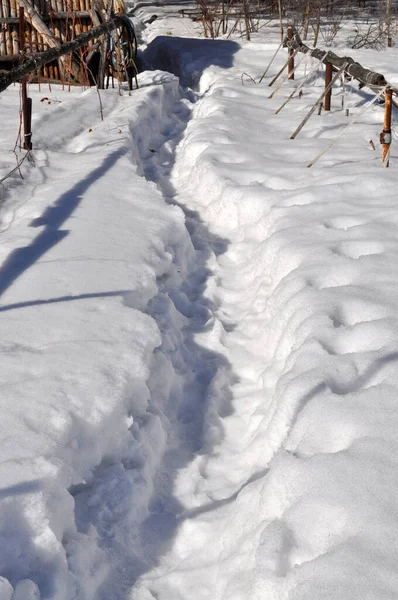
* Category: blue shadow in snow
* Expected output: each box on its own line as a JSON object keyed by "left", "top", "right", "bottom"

{"left": 0, "top": 148, "right": 126, "bottom": 300}
{"left": 142, "top": 36, "right": 240, "bottom": 88}
{"left": 0, "top": 480, "right": 42, "bottom": 500}
{"left": 0, "top": 290, "right": 132, "bottom": 312}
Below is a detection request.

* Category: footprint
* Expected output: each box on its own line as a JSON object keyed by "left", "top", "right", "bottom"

{"left": 337, "top": 240, "right": 385, "bottom": 259}
{"left": 324, "top": 216, "right": 367, "bottom": 231}
{"left": 285, "top": 500, "right": 348, "bottom": 568}
{"left": 256, "top": 519, "right": 296, "bottom": 577}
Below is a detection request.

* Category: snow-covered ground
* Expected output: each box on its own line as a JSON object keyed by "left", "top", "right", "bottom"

{"left": 1, "top": 6, "right": 398, "bottom": 600}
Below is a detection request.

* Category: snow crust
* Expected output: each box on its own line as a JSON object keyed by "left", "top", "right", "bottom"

{"left": 1, "top": 5, "right": 398, "bottom": 600}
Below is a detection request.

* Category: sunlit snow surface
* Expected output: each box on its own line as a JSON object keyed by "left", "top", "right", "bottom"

{"left": 1, "top": 5, "right": 398, "bottom": 600}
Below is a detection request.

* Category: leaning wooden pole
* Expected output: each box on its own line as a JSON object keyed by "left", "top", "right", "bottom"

{"left": 290, "top": 63, "right": 346, "bottom": 139}
{"left": 0, "top": 16, "right": 124, "bottom": 93}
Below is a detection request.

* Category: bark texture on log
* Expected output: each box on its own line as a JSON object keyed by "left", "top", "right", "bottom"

{"left": 0, "top": 15, "right": 122, "bottom": 92}
{"left": 284, "top": 29, "right": 388, "bottom": 89}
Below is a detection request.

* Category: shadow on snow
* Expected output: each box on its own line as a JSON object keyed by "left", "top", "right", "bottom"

{"left": 0, "top": 37, "right": 240, "bottom": 600}
{"left": 0, "top": 148, "right": 125, "bottom": 300}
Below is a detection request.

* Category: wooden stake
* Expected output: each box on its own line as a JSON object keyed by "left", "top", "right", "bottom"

{"left": 18, "top": 6, "right": 23, "bottom": 51}
{"left": 275, "top": 52, "right": 328, "bottom": 115}
{"left": 324, "top": 61, "right": 332, "bottom": 111}
{"left": 6, "top": 26, "right": 12, "bottom": 55}
{"left": 307, "top": 85, "right": 387, "bottom": 168}
{"left": 290, "top": 62, "right": 346, "bottom": 139}
{"left": 0, "top": 28, "right": 5, "bottom": 56}
{"left": 16, "top": 0, "right": 80, "bottom": 81}
{"left": 268, "top": 53, "right": 305, "bottom": 99}
{"left": 19, "top": 7, "right": 31, "bottom": 150}
{"left": 268, "top": 48, "right": 298, "bottom": 87}
{"left": 0, "top": 15, "right": 126, "bottom": 93}
{"left": 25, "top": 96, "right": 32, "bottom": 149}
{"left": 2, "top": 0, "right": 10, "bottom": 18}
{"left": 20, "top": 74, "right": 32, "bottom": 149}
{"left": 258, "top": 40, "right": 282, "bottom": 84}
{"left": 381, "top": 87, "right": 392, "bottom": 167}
{"left": 287, "top": 26, "right": 294, "bottom": 80}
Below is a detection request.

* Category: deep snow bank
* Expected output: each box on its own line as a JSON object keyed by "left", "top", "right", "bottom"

{"left": 0, "top": 70, "right": 212, "bottom": 600}
{"left": 132, "top": 32, "right": 398, "bottom": 600}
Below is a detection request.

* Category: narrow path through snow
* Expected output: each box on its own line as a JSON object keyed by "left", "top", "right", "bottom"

{"left": 2, "top": 11, "right": 398, "bottom": 600}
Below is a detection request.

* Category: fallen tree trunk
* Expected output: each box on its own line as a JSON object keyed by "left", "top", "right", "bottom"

{"left": 284, "top": 29, "right": 388, "bottom": 89}
{"left": 0, "top": 15, "right": 123, "bottom": 93}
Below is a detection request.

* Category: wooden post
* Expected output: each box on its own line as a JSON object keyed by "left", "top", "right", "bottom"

{"left": 287, "top": 26, "right": 294, "bottom": 80}
{"left": 290, "top": 63, "right": 346, "bottom": 139}
{"left": 381, "top": 88, "right": 392, "bottom": 167}
{"left": 19, "top": 6, "right": 32, "bottom": 150}
{"left": 25, "top": 96, "right": 32, "bottom": 149}
{"left": 18, "top": 5, "right": 24, "bottom": 54}
{"left": 268, "top": 49, "right": 298, "bottom": 87}
{"left": 324, "top": 61, "right": 332, "bottom": 111}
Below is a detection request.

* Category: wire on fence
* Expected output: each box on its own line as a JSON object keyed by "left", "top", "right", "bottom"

{"left": 268, "top": 53, "right": 307, "bottom": 99}
{"left": 290, "top": 63, "right": 347, "bottom": 140}
{"left": 307, "top": 85, "right": 388, "bottom": 168}
{"left": 275, "top": 51, "right": 328, "bottom": 114}
{"left": 0, "top": 151, "right": 32, "bottom": 184}
{"left": 259, "top": 40, "right": 283, "bottom": 84}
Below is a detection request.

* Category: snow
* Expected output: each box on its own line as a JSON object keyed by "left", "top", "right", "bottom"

{"left": 1, "top": 5, "right": 398, "bottom": 600}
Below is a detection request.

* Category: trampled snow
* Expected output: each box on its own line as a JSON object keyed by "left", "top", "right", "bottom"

{"left": 1, "top": 5, "right": 398, "bottom": 600}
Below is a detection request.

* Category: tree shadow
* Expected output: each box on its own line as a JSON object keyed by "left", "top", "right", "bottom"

{"left": 0, "top": 290, "right": 132, "bottom": 312}
{"left": 0, "top": 480, "right": 42, "bottom": 501}
{"left": 0, "top": 148, "right": 126, "bottom": 300}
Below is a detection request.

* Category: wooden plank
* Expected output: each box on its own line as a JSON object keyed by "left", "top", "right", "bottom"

{"left": 6, "top": 26, "right": 12, "bottom": 55}
{"left": 0, "top": 29, "right": 6, "bottom": 55}
{"left": 2, "top": 0, "right": 10, "bottom": 19}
